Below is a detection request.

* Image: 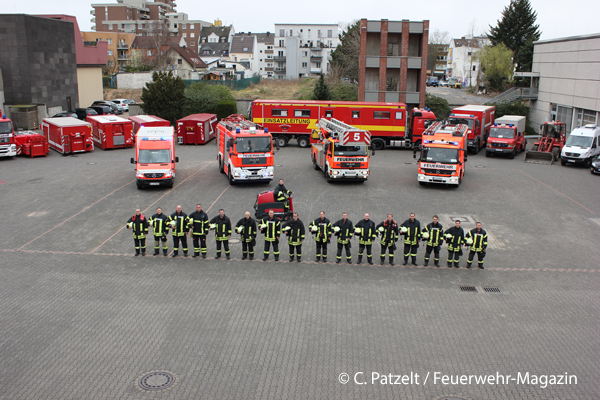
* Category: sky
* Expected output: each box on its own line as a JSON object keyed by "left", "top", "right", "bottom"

{"left": 6, "top": 0, "right": 599, "bottom": 42}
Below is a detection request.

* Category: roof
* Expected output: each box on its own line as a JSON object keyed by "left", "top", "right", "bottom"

{"left": 255, "top": 32, "right": 274, "bottom": 44}
{"left": 452, "top": 38, "right": 481, "bottom": 48}
{"left": 230, "top": 35, "right": 254, "bottom": 53}
{"left": 170, "top": 46, "right": 207, "bottom": 68}
{"left": 132, "top": 36, "right": 182, "bottom": 49}
{"left": 43, "top": 117, "right": 92, "bottom": 127}
{"left": 534, "top": 32, "right": 600, "bottom": 45}
{"left": 198, "top": 43, "right": 229, "bottom": 56}
{"left": 200, "top": 26, "right": 231, "bottom": 40}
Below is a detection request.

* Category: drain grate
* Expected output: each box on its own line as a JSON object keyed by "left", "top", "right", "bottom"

{"left": 483, "top": 287, "right": 500, "bottom": 293}
{"left": 274, "top": 164, "right": 283, "bottom": 167}
{"left": 440, "top": 397, "right": 466, "bottom": 400}
{"left": 475, "top": 165, "right": 485, "bottom": 168}
{"left": 87, "top": 162, "right": 96, "bottom": 165}
{"left": 138, "top": 371, "right": 176, "bottom": 391}
{"left": 460, "top": 286, "right": 477, "bottom": 292}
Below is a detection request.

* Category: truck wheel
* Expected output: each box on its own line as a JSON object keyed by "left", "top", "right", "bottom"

{"left": 136, "top": 181, "right": 143, "bottom": 190}
{"left": 219, "top": 157, "right": 225, "bottom": 174}
{"left": 485, "top": 151, "right": 491, "bottom": 158}
{"left": 372, "top": 139, "right": 386, "bottom": 150}
{"left": 297, "top": 136, "right": 310, "bottom": 148}
{"left": 552, "top": 147, "right": 560, "bottom": 162}
{"left": 228, "top": 170, "right": 235, "bottom": 185}
{"left": 560, "top": 158, "right": 567, "bottom": 166}
{"left": 509, "top": 151, "right": 515, "bottom": 159}
{"left": 313, "top": 156, "right": 320, "bottom": 170}
{"left": 532, "top": 145, "right": 539, "bottom": 151}
{"left": 276, "top": 136, "right": 288, "bottom": 148}
{"left": 166, "top": 181, "right": 174, "bottom": 189}
{"left": 419, "top": 182, "right": 427, "bottom": 186}
{"left": 475, "top": 139, "right": 481, "bottom": 153}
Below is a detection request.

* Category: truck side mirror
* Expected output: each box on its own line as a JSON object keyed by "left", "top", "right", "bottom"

{"left": 175, "top": 156, "right": 179, "bottom": 163}
{"left": 130, "top": 157, "right": 135, "bottom": 164}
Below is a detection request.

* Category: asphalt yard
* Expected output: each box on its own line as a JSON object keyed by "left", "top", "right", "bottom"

{"left": 1, "top": 140, "right": 599, "bottom": 399}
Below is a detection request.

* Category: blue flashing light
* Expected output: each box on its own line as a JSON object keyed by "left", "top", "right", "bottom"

{"left": 471, "top": 115, "right": 475, "bottom": 117}
{"left": 494, "top": 123, "right": 497, "bottom": 126}
{"left": 509, "top": 124, "right": 513, "bottom": 127}
{"left": 450, "top": 113, "right": 455, "bottom": 116}
{"left": 264, "top": 128, "right": 269, "bottom": 133}
{"left": 2, "top": 115, "right": 5, "bottom": 119}
{"left": 236, "top": 128, "right": 240, "bottom": 133}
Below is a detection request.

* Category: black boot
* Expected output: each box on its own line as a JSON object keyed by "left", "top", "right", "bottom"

{"left": 447, "top": 263, "right": 452, "bottom": 268}
{"left": 202, "top": 253, "right": 206, "bottom": 259}
{"left": 380, "top": 258, "right": 384, "bottom": 265}
{"left": 297, "top": 257, "right": 301, "bottom": 262}
{"left": 164, "top": 250, "right": 168, "bottom": 256}
{"left": 390, "top": 258, "right": 394, "bottom": 266}
{"left": 315, "top": 256, "right": 321, "bottom": 262}
{"left": 172, "top": 251, "right": 178, "bottom": 257}
{"left": 336, "top": 259, "right": 341, "bottom": 264}
{"left": 226, "top": 254, "right": 230, "bottom": 260}
{"left": 154, "top": 250, "right": 159, "bottom": 256}
{"left": 215, "top": 254, "right": 220, "bottom": 259}
{"left": 478, "top": 264, "right": 484, "bottom": 269}
{"left": 249, "top": 255, "right": 254, "bottom": 260}
{"left": 424, "top": 260, "right": 429, "bottom": 267}
{"left": 434, "top": 260, "right": 439, "bottom": 267}
{"left": 141, "top": 250, "right": 146, "bottom": 256}
{"left": 411, "top": 257, "right": 417, "bottom": 266}
{"left": 183, "top": 252, "right": 188, "bottom": 257}
{"left": 357, "top": 257, "right": 362, "bottom": 264}
{"left": 135, "top": 251, "right": 140, "bottom": 256}
{"left": 274, "top": 256, "right": 279, "bottom": 261}
{"left": 368, "top": 258, "right": 373, "bottom": 265}
{"left": 242, "top": 254, "right": 247, "bottom": 260}
{"left": 403, "top": 258, "right": 408, "bottom": 266}
{"left": 454, "top": 262, "right": 460, "bottom": 268}
{"left": 347, "top": 259, "right": 352, "bottom": 264}
{"left": 263, "top": 256, "right": 268, "bottom": 261}
{"left": 192, "top": 252, "right": 199, "bottom": 258}
{"left": 466, "top": 263, "right": 472, "bottom": 269}
{"left": 289, "top": 257, "right": 294, "bottom": 262}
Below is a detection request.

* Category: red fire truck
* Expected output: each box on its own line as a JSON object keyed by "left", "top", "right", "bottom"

{"left": 251, "top": 100, "right": 436, "bottom": 150}
{"left": 87, "top": 115, "right": 134, "bottom": 150}
{"left": 216, "top": 114, "right": 274, "bottom": 184}
{"left": 447, "top": 105, "right": 495, "bottom": 153}
{"left": 415, "top": 121, "right": 469, "bottom": 187}
{"left": 0, "top": 114, "right": 18, "bottom": 158}
{"left": 131, "top": 126, "right": 178, "bottom": 189}
{"left": 128, "top": 115, "right": 170, "bottom": 135}
{"left": 42, "top": 117, "right": 95, "bottom": 155}
{"left": 311, "top": 118, "right": 371, "bottom": 182}
{"left": 176, "top": 113, "right": 218, "bottom": 145}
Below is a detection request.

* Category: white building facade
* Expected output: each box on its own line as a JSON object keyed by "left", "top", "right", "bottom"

{"left": 447, "top": 35, "right": 490, "bottom": 88}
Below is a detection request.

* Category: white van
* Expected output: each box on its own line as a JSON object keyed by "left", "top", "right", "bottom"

{"left": 560, "top": 124, "right": 600, "bottom": 166}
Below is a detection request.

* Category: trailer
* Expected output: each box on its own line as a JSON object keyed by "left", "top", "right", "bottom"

{"left": 177, "top": 113, "right": 218, "bottom": 145}
{"left": 87, "top": 115, "right": 134, "bottom": 150}
{"left": 128, "top": 115, "right": 170, "bottom": 136}
{"left": 42, "top": 117, "right": 94, "bottom": 155}
{"left": 14, "top": 131, "right": 49, "bottom": 158}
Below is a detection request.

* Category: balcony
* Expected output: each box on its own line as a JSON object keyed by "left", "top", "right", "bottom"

{"left": 140, "top": 14, "right": 149, "bottom": 19}
{"left": 117, "top": 43, "right": 128, "bottom": 49}
{"left": 275, "top": 67, "right": 286, "bottom": 72}
{"left": 90, "top": 10, "right": 95, "bottom": 15}
{"left": 310, "top": 56, "right": 322, "bottom": 62}
{"left": 264, "top": 49, "right": 273, "bottom": 54}
{"left": 310, "top": 68, "right": 322, "bottom": 74}
{"left": 91, "top": 17, "right": 96, "bottom": 23}
{"left": 273, "top": 56, "right": 286, "bottom": 62}
{"left": 265, "top": 67, "right": 274, "bottom": 72}
{"left": 117, "top": 54, "right": 130, "bottom": 60}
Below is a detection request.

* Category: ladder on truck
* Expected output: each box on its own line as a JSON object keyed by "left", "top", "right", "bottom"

{"left": 220, "top": 114, "right": 262, "bottom": 133}
{"left": 318, "top": 118, "right": 371, "bottom": 145}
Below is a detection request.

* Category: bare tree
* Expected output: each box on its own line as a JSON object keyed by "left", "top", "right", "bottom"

{"left": 102, "top": 54, "right": 120, "bottom": 76}
{"left": 428, "top": 29, "right": 450, "bottom": 78}
{"left": 144, "top": 20, "right": 175, "bottom": 70}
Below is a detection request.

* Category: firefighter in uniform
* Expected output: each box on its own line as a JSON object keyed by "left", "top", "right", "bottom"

{"left": 127, "top": 208, "right": 149, "bottom": 256}
{"left": 260, "top": 210, "right": 281, "bottom": 261}
{"left": 400, "top": 213, "right": 422, "bottom": 266}
{"left": 466, "top": 222, "right": 488, "bottom": 269}
{"left": 354, "top": 213, "right": 376, "bottom": 265}
{"left": 376, "top": 214, "right": 399, "bottom": 265}
{"left": 210, "top": 209, "right": 232, "bottom": 259}
{"left": 149, "top": 207, "right": 169, "bottom": 256}
{"left": 282, "top": 212, "right": 305, "bottom": 262}
{"left": 422, "top": 215, "right": 443, "bottom": 267}
{"left": 188, "top": 203, "right": 209, "bottom": 258}
{"left": 273, "top": 179, "right": 292, "bottom": 211}
{"left": 309, "top": 211, "right": 332, "bottom": 262}
{"left": 169, "top": 205, "right": 189, "bottom": 257}
{"left": 444, "top": 220, "right": 465, "bottom": 268}
{"left": 332, "top": 212, "right": 354, "bottom": 264}
{"left": 235, "top": 212, "right": 257, "bottom": 260}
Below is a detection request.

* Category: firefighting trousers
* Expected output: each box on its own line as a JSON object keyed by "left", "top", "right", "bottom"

{"left": 242, "top": 241, "right": 254, "bottom": 258}
{"left": 380, "top": 244, "right": 395, "bottom": 261}
{"left": 467, "top": 250, "right": 486, "bottom": 267}
{"left": 134, "top": 238, "right": 146, "bottom": 253}
{"left": 263, "top": 240, "right": 279, "bottom": 259}
{"left": 337, "top": 243, "right": 351, "bottom": 260}
{"left": 358, "top": 244, "right": 372, "bottom": 261}
{"left": 404, "top": 243, "right": 418, "bottom": 261}
{"left": 215, "top": 240, "right": 230, "bottom": 257}
{"left": 172, "top": 235, "right": 188, "bottom": 254}
{"left": 288, "top": 244, "right": 302, "bottom": 260}
{"left": 424, "top": 245, "right": 440, "bottom": 263}
{"left": 447, "top": 249, "right": 461, "bottom": 265}
{"left": 192, "top": 235, "right": 207, "bottom": 255}
{"left": 316, "top": 241, "right": 328, "bottom": 260}
{"left": 154, "top": 235, "right": 168, "bottom": 254}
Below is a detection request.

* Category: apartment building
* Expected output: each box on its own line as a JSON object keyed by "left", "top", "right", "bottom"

{"left": 81, "top": 31, "right": 137, "bottom": 70}
{"left": 447, "top": 35, "right": 490, "bottom": 87}
{"left": 91, "top": 0, "right": 177, "bottom": 33}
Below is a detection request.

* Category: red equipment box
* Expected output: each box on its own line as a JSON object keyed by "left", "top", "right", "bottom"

{"left": 176, "top": 113, "right": 218, "bottom": 145}
{"left": 14, "top": 131, "right": 49, "bottom": 158}
{"left": 41, "top": 117, "right": 94, "bottom": 155}
{"left": 87, "top": 115, "right": 134, "bottom": 150}
{"left": 129, "top": 115, "right": 170, "bottom": 135}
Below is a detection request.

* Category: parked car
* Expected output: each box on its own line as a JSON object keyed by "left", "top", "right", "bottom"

{"left": 111, "top": 99, "right": 135, "bottom": 112}
{"left": 91, "top": 100, "right": 122, "bottom": 115}
{"left": 89, "top": 105, "right": 113, "bottom": 116}
{"left": 591, "top": 155, "right": 600, "bottom": 175}
{"left": 51, "top": 111, "right": 78, "bottom": 118}
{"left": 426, "top": 76, "right": 439, "bottom": 87}
{"left": 439, "top": 80, "right": 449, "bottom": 87}
{"left": 448, "top": 78, "right": 462, "bottom": 89}
{"left": 74, "top": 107, "right": 98, "bottom": 121}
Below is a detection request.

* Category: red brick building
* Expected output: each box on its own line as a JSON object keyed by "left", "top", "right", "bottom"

{"left": 91, "top": 0, "right": 177, "bottom": 33}
{"left": 358, "top": 19, "right": 429, "bottom": 108}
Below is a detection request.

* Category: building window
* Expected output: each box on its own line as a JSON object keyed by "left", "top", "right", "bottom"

{"left": 109, "top": 24, "right": 113, "bottom": 30}
{"left": 472, "top": 65, "right": 477, "bottom": 71}
{"left": 147, "top": 50, "right": 153, "bottom": 56}
{"left": 178, "top": 59, "right": 182, "bottom": 65}
{"left": 315, "top": 62, "right": 321, "bottom": 68}
{"left": 302, "top": 62, "right": 307, "bottom": 68}
{"left": 107, "top": 38, "right": 112, "bottom": 45}
{"left": 374, "top": 111, "right": 391, "bottom": 119}
{"left": 107, "top": 50, "right": 113, "bottom": 56}
{"left": 279, "top": 40, "right": 284, "bottom": 47}
{"left": 576, "top": 109, "right": 597, "bottom": 126}
{"left": 181, "top": 23, "right": 186, "bottom": 29}
{"left": 174, "top": 24, "right": 177, "bottom": 28}
{"left": 352, "top": 111, "right": 360, "bottom": 118}
{"left": 279, "top": 29, "right": 284, "bottom": 37}
{"left": 191, "top": 33, "right": 195, "bottom": 38}
{"left": 190, "top": 24, "right": 194, "bottom": 29}
{"left": 183, "top": 33, "right": 187, "bottom": 37}
{"left": 325, "top": 110, "right": 333, "bottom": 118}
{"left": 267, "top": 45, "right": 273, "bottom": 49}
{"left": 302, "top": 51, "right": 308, "bottom": 57}
{"left": 243, "top": 47, "right": 248, "bottom": 51}
{"left": 272, "top": 109, "right": 288, "bottom": 117}
{"left": 294, "top": 109, "right": 310, "bottom": 117}
{"left": 190, "top": 41, "right": 195, "bottom": 46}
{"left": 290, "top": 29, "right": 292, "bottom": 36}
{"left": 328, "top": 29, "right": 333, "bottom": 38}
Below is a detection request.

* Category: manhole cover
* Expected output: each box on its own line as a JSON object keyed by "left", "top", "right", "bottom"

{"left": 274, "top": 164, "right": 283, "bottom": 167}
{"left": 138, "top": 371, "right": 176, "bottom": 391}
{"left": 404, "top": 162, "right": 413, "bottom": 164}
{"left": 229, "top": 238, "right": 241, "bottom": 244}
{"left": 440, "top": 397, "right": 466, "bottom": 400}
{"left": 449, "top": 216, "right": 469, "bottom": 222}
{"left": 483, "top": 287, "right": 500, "bottom": 293}
{"left": 460, "top": 286, "right": 477, "bottom": 292}
{"left": 475, "top": 165, "right": 485, "bottom": 168}
{"left": 87, "top": 162, "right": 97, "bottom": 165}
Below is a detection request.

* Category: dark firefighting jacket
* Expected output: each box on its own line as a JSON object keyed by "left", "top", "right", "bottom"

{"left": 149, "top": 213, "right": 169, "bottom": 237}
{"left": 260, "top": 216, "right": 281, "bottom": 242}
{"left": 423, "top": 222, "right": 444, "bottom": 247}
{"left": 309, "top": 217, "right": 332, "bottom": 243}
{"left": 169, "top": 211, "right": 189, "bottom": 236}
{"left": 376, "top": 220, "right": 398, "bottom": 247}
{"left": 332, "top": 218, "right": 353, "bottom": 244}
{"left": 127, "top": 214, "right": 149, "bottom": 239}
{"left": 354, "top": 219, "right": 377, "bottom": 245}
{"left": 282, "top": 219, "right": 305, "bottom": 245}
{"left": 444, "top": 226, "right": 465, "bottom": 251}
{"left": 188, "top": 210, "right": 210, "bottom": 236}
{"left": 210, "top": 215, "right": 232, "bottom": 241}
{"left": 235, "top": 217, "right": 257, "bottom": 243}
{"left": 466, "top": 228, "right": 488, "bottom": 252}
{"left": 401, "top": 218, "right": 422, "bottom": 245}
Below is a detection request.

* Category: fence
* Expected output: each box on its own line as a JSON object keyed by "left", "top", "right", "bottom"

{"left": 182, "top": 76, "right": 260, "bottom": 91}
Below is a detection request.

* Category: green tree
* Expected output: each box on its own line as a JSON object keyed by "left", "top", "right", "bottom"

{"left": 488, "top": 0, "right": 541, "bottom": 72}
{"left": 141, "top": 71, "right": 186, "bottom": 125}
{"left": 313, "top": 74, "right": 331, "bottom": 101}
{"left": 330, "top": 20, "right": 360, "bottom": 82}
{"left": 425, "top": 93, "right": 450, "bottom": 120}
{"left": 476, "top": 44, "right": 514, "bottom": 91}
{"left": 214, "top": 100, "right": 238, "bottom": 120}
{"left": 329, "top": 83, "right": 358, "bottom": 101}
{"left": 183, "top": 82, "right": 236, "bottom": 116}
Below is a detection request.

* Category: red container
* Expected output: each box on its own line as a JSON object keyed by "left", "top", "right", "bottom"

{"left": 176, "top": 113, "right": 218, "bottom": 145}
{"left": 87, "top": 115, "right": 134, "bottom": 150}
{"left": 14, "top": 131, "right": 49, "bottom": 157}
{"left": 129, "top": 115, "right": 170, "bottom": 136}
{"left": 42, "top": 117, "right": 94, "bottom": 155}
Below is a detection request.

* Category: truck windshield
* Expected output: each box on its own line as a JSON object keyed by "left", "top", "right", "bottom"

{"left": 334, "top": 145, "right": 368, "bottom": 156}
{"left": 235, "top": 136, "right": 271, "bottom": 153}
{"left": 448, "top": 117, "right": 474, "bottom": 129}
{"left": 0, "top": 121, "right": 12, "bottom": 134}
{"left": 565, "top": 135, "right": 593, "bottom": 148}
{"left": 489, "top": 127, "right": 514, "bottom": 138}
{"left": 421, "top": 148, "right": 459, "bottom": 163}
{"left": 139, "top": 149, "right": 171, "bottom": 164}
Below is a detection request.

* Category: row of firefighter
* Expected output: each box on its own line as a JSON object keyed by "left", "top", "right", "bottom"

{"left": 127, "top": 208, "right": 489, "bottom": 269}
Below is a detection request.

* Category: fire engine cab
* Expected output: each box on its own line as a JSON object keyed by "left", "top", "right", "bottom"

{"left": 0, "top": 114, "right": 18, "bottom": 158}
{"left": 311, "top": 118, "right": 371, "bottom": 183}
{"left": 216, "top": 114, "right": 274, "bottom": 184}
{"left": 415, "top": 121, "right": 469, "bottom": 187}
